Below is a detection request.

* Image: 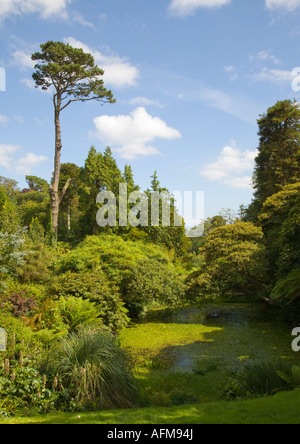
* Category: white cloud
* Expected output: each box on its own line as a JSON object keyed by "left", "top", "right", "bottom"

{"left": 266, "top": 0, "right": 300, "bottom": 11}
{"left": 195, "top": 86, "right": 258, "bottom": 122}
{"left": 12, "top": 38, "right": 139, "bottom": 89}
{"left": 224, "top": 65, "right": 239, "bottom": 81}
{"left": 252, "top": 67, "right": 295, "bottom": 84}
{"left": 21, "top": 77, "right": 53, "bottom": 94}
{"left": 169, "top": 0, "right": 231, "bottom": 16}
{"left": 11, "top": 49, "right": 35, "bottom": 70}
{"left": 21, "top": 78, "right": 35, "bottom": 89}
{"left": 0, "top": 144, "right": 21, "bottom": 169}
{"left": 129, "top": 97, "right": 164, "bottom": 108}
{"left": 0, "top": 0, "right": 71, "bottom": 21}
{"left": 200, "top": 144, "right": 257, "bottom": 190}
{"left": 0, "top": 144, "right": 48, "bottom": 174}
{"left": 92, "top": 107, "right": 182, "bottom": 160}
{"left": 64, "top": 37, "right": 140, "bottom": 88}
{"left": 0, "top": 115, "right": 9, "bottom": 125}
{"left": 16, "top": 153, "right": 48, "bottom": 175}
{"left": 223, "top": 176, "right": 254, "bottom": 189}
{"left": 257, "top": 50, "right": 281, "bottom": 65}
{"left": 72, "top": 11, "right": 95, "bottom": 29}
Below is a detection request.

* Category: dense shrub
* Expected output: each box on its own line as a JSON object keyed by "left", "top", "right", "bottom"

{"left": 0, "top": 362, "right": 55, "bottom": 416}
{"left": 125, "top": 259, "right": 186, "bottom": 317}
{"left": 186, "top": 223, "right": 266, "bottom": 301}
{"left": 0, "top": 230, "right": 27, "bottom": 290}
{"left": 54, "top": 235, "right": 186, "bottom": 318}
{"left": 0, "top": 312, "right": 34, "bottom": 349}
{"left": 0, "top": 290, "right": 37, "bottom": 317}
{"left": 18, "top": 239, "right": 54, "bottom": 284}
{"left": 50, "top": 271, "right": 129, "bottom": 331}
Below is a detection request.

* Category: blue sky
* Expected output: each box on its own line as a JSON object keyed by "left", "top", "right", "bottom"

{"left": 1, "top": 0, "right": 300, "bottom": 219}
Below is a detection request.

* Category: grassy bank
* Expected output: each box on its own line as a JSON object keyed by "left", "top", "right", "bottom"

{"left": 1, "top": 389, "right": 300, "bottom": 424}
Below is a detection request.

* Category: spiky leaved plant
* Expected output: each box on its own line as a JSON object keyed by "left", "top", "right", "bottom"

{"left": 44, "top": 327, "right": 137, "bottom": 409}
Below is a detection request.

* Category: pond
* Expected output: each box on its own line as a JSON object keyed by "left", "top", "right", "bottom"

{"left": 120, "top": 302, "right": 300, "bottom": 405}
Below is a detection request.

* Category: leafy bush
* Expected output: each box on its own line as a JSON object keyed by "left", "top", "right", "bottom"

{"left": 18, "top": 238, "right": 54, "bottom": 284}
{"left": 0, "top": 230, "right": 27, "bottom": 291}
{"left": 0, "top": 290, "right": 37, "bottom": 317}
{"left": 125, "top": 259, "right": 186, "bottom": 317}
{"left": 186, "top": 223, "right": 267, "bottom": 301}
{"left": 25, "top": 296, "right": 106, "bottom": 341}
{"left": 0, "top": 363, "right": 55, "bottom": 416}
{"left": 0, "top": 312, "right": 34, "bottom": 350}
{"left": 42, "top": 327, "right": 137, "bottom": 410}
{"left": 50, "top": 271, "right": 129, "bottom": 331}
{"left": 54, "top": 235, "right": 186, "bottom": 318}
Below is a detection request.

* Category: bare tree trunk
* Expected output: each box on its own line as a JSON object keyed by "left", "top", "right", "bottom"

{"left": 50, "top": 95, "right": 62, "bottom": 237}
{"left": 67, "top": 203, "right": 71, "bottom": 232}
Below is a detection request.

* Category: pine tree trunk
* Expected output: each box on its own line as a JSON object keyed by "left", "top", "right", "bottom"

{"left": 67, "top": 203, "right": 71, "bottom": 232}
{"left": 50, "top": 96, "right": 62, "bottom": 237}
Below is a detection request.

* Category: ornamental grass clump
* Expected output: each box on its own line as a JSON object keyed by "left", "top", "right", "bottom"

{"left": 44, "top": 327, "right": 137, "bottom": 409}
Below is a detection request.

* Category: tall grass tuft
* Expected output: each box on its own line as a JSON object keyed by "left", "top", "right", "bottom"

{"left": 222, "top": 360, "right": 293, "bottom": 400}
{"left": 43, "top": 327, "right": 137, "bottom": 409}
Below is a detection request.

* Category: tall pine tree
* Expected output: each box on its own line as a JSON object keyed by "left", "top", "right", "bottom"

{"left": 251, "top": 100, "right": 300, "bottom": 218}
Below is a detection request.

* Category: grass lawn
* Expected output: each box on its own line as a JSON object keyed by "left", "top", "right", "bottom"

{"left": 1, "top": 389, "right": 300, "bottom": 424}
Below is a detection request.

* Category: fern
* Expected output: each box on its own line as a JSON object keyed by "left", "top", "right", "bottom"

{"left": 270, "top": 269, "right": 300, "bottom": 303}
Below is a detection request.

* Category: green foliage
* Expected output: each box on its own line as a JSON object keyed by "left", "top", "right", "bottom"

{"left": 18, "top": 238, "right": 54, "bottom": 284}
{"left": 42, "top": 327, "right": 137, "bottom": 409}
{"left": 50, "top": 270, "right": 129, "bottom": 331}
{"left": 57, "top": 297, "right": 102, "bottom": 332}
{"left": 55, "top": 235, "right": 185, "bottom": 318}
{"left": 0, "top": 177, "right": 19, "bottom": 199}
{"left": 32, "top": 41, "right": 115, "bottom": 104}
{"left": 28, "top": 218, "right": 45, "bottom": 244}
{"left": 25, "top": 176, "right": 49, "bottom": 192}
{"left": 187, "top": 223, "right": 266, "bottom": 300}
{"left": 277, "top": 196, "right": 300, "bottom": 277}
{"left": 270, "top": 270, "right": 300, "bottom": 304}
{"left": 0, "top": 362, "right": 55, "bottom": 416}
{"left": 0, "top": 312, "right": 34, "bottom": 346}
{"left": 0, "top": 230, "right": 27, "bottom": 283}
{"left": 222, "top": 361, "right": 292, "bottom": 400}
{"left": 252, "top": 99, "right": 300, "bottom": 217}
{"left": 79, "top": 147, "right": 124, "bottom": 236}
{"left": 0, "top": 200, "right": 20, "bottom": 234}
{"left": 18, "top": 198, "right": 50, "bottom": 232}
{"left": 125, "top": 259, "right": 186, "bottom": 317}
{"left": 258, "top": 184, "right": 300, "bottom": 285}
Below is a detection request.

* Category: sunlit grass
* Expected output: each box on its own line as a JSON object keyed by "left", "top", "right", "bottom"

{"left": 2, "top": 390, "right": 300, "bottom": 424}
